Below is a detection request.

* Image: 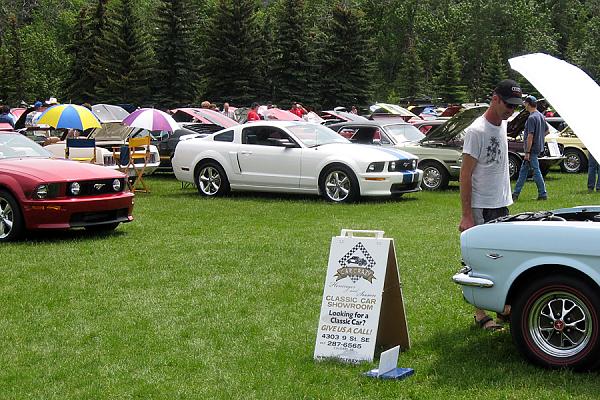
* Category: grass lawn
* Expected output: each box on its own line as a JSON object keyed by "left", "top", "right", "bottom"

{"left": 1, "top": 170, "right": 599, "bottom": 399}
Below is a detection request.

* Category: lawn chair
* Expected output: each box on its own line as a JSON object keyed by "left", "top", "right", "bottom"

{"left": 65, "top": 138, "right": 96, "bottom": 163}
{"left": 123, "top": 136, "right": 151, "bottom": 193}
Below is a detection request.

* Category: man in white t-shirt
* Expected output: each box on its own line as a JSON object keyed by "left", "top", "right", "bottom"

{"left": 459, "top": 79, "right": 522, "bottom": 330}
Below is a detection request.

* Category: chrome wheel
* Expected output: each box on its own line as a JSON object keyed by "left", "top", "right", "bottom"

{"left": 422, "top": 167, "right": 441, "bottom": 189}
{"left": 198, "top": 166, "right": 222, "bottom": 195}
{"left": 0, "top": 197, "right": 14, "bottom": 239}
{"left": 528, "top": 291, "right": 593, "bottom": 359}
{"left": 563, "top": 151, "right": 582, "bottom": 173}
{"left": 324, "top": 170, "right": 351, "bottom": 202}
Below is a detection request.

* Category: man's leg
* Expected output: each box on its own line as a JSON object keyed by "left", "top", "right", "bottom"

{"left": 530, "top": 154, "right": 547, "bottom": 198}
{"left": 588, "top": 156, "right": 598, "bottom": 191}
{"left": 513, "top": 159, "right": 531, "bottom": 198}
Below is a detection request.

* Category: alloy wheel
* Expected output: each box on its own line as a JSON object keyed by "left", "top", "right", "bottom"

{"left": 0, "top": 197, "right": 14, "bottom": 239}
{"left": 199, "top": 166, "right": 222, "bottom": 195}
{"left": 325, "top": 170, "right": 350, "bottom": 201}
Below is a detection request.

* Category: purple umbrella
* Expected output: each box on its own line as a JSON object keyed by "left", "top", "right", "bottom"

{"left": 122, "top": 108, "right": 179, "bottom": 132}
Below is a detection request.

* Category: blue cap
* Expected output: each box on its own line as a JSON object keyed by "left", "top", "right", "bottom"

{"left": 524, "top": 95, "right": 537, "bottom": 105}
{"left": 34, "top": 101, "right": 43, "bottom": 108}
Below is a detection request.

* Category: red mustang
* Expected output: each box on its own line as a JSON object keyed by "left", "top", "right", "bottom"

{"left": 0, "top": 132, "right": 134, "bottom": 241}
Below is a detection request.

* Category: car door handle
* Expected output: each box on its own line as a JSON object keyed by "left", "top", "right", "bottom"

{"left": 240, "top": 151, "right": 252, "bottom": 155}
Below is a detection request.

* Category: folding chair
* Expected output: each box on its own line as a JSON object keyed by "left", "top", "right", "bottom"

{"left": 65, "top": 138, "right": 96, "bottom": 163}
{"left": 123, "top": 136, "right": 151, "bottom": 193}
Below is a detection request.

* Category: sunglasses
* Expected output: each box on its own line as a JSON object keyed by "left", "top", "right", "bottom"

{"left": 501, "top": 98, "right": 518, "bottom": 109}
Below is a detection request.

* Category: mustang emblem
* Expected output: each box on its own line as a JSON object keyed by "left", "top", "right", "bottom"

{"left": 93, "top": 184, "right": 105, "bottom": 191}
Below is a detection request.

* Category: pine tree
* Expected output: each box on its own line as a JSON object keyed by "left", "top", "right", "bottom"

{"left": 435, "top": 42, "right": 467, "bottom": 105}
{"left": 2, "top": 16, "right": 27, "bottom": 105}
{"left": 319, "top": 3, "right": 373, "bottom": 109}
{"left": 395, "top": 39, "right": 424, "bottom": 99}
{"left": 480, "top": 43, "right": 509, "bottom": 101}
{"left": 95, "top": 0, "right": 155, "bottom": 105}
{"left": 270, "top": 0, "right": 311, "bottom": 106}
{"left": 203, "top": 0, "right": 264, "bottom": 106}
{"left": 153, "top": 0, "right": 199, "bottom": 108}
{"left": 64, "top": 0, "right": 110, "bottom": 103}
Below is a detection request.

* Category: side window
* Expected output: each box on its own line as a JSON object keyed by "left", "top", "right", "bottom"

{"left": 351, "top": 127, "right": 377, "bottom": 144}
{"left": 214, "top": 130, "right": 234, "bottom": 142}
{"left": 338, "top": 127, "right": 357, "bottom": 139}
{"left": 242, "top": 127, "right": 296, "bottom": 147}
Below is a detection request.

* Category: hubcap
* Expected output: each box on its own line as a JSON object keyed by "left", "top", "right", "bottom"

{"left": 423, "top": 167, "right": 441, "bottom": 189}
{"left": 325, "top": 171, "right": 350, "bottom": 201}
{"left": 0, "top": 197, "right": 14, "bottom": 239}
{"left": 564, "top": 154, "right": 581, "bottom": 172}
{"left": 528, "top": 291, "right": 593, "bottom": 359}
{"left": 509, "top": 159, "right": 518, "bottom": 178}
{"left": 199, "top": 167, "right": 221, "bottom": 195}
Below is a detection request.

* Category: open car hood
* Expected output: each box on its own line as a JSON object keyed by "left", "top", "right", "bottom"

{"left": 421, "top": 106, "right": 487, "bottom": 143}
{"left": 506, "top": 99, "right": 549, "bottom": 138}
{"left": 510, "top": 53, "right": 600, "bottom": 161}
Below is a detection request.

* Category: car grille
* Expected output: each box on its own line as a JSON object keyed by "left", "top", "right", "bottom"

{"left": 388, "top": 159, "right": 417, "bottom": 172}
{"left": 390, "top": 182, "right": 420, "bottom": 193}
{"left": 70, "top": 208, "right": 130, "bottom": 227}
{"left": 65, "top": 178, "right": 126, "bottom": 196}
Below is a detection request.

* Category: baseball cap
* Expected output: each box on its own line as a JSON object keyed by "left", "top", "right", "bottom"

{"left": 524, "top": 95, "right": 537, "bottom": 105}
{"left": 34, "top": 101, "right": 43, "bottom": 108}
{"left": 494, "top": 79, "right": 523, "bottom": 105}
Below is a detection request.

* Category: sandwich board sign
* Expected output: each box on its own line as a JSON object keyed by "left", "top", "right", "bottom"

{"left": 314, "top": 229, "right": 410, "bottom": 364}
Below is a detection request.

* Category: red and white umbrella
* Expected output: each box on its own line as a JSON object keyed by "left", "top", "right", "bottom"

{"left": 122, "top": 108, "right": 179, "bottom": 132}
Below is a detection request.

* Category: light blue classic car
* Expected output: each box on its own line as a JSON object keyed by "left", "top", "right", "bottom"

{"left": 453, "top": 206, "right": 600, "bottom": 370}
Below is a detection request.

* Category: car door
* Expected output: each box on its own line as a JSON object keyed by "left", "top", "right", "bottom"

{"left": 237, "top": 126, "right": 302, "bottom": 188}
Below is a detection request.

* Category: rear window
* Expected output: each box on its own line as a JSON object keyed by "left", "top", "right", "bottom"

{"left": 214, "top": 130, "right": 234, "bottom": 142}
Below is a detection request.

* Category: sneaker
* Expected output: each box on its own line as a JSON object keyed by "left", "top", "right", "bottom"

{"left": 537, "top": 195, "right": 548, "bottom": 201}
{"left": 512, "top": 193, "right": 519, "bottom": 201}
{"left": 589, "top": 188, "right": 594, "bottom": 193}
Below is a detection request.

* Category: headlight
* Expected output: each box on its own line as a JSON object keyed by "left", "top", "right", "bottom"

{"left": 35, "top": 184, "right": 49, "bottom": 199}
{"left": 112, "top": 178, "right": 122, "bottom": 192}
{"left": 367, "top": 162, "right": 384, "bottom": 173}
{"left": 412, "top": 159, "right": 417, "bottom": 170}
{"left": 70, "top": 182, "right": 81, "bottom": 196}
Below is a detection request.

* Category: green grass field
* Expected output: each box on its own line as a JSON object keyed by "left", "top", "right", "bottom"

{"left": 2, "top": 171, "right": 599, "bottom": 399}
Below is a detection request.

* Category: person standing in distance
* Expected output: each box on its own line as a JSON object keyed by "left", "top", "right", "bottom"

{"left": 512, "top": 95, "right": 548, "bottom": 201}
{"left": 459, "top": 79, "right": 521, "bottom": 330}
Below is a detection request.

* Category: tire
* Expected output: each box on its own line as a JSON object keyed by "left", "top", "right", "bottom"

{"left": 419, "top": 161, "right": 449, "bottom": 191}
{"left": 195, "top": 162, "right": 230, "bottom": 197}
{"left": 85, "top": 222, "right": 120, "bottom": 232}
{"left": 319, "top": 165, "right": 359, "bottom": 203}
{"left": 0, "top": 189, "right": 24, "bottom": 242}
{"left": 508, "top": 153, "right": 521, "bottom": 181}
{"left": 560, "top": 148, "right": 587, "bottom": 173}
{"left": 540, "top": 164, "right": 550, "bottom": 177}
{"left": 511, "top": 274, "right": 600, "bottom": 370}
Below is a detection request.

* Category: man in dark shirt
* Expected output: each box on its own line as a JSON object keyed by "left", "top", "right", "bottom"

{"left": 0, "top": 105, "right": 16, "bottom": 128}
{"left": 512, "top": 95, "right": 548, "bottom": 201}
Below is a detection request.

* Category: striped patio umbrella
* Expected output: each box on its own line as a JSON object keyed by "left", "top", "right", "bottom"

{"left": 122, "top": 108, "right": 179, "bottom": 132}
{"left": 37, "top": 104, "right": 101, "bottom": 130}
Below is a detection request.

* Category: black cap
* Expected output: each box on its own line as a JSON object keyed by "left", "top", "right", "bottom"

{"left": 494, "top": 79, "right": 523, "bottom": 105}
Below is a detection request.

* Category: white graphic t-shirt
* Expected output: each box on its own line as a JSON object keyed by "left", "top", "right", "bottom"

{"left": 462, "top": 115, "right": 513, "bottom": 209}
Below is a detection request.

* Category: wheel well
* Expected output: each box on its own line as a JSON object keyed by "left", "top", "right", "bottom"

{"left": 506, "top": 264, "right": 600, "bottom": 306}
{"left": 318, "top": 162, "right": 359, "bottom": 194}
{"left": 419, "top": 159, "right": 445, "bottom": 170}
{"left": 0, "top": 185, "right": 25, "bottom": 221}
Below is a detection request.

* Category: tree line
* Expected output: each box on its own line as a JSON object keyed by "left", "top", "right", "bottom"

{"left": 1, "top": 0, "right": 599, "bottom": 110}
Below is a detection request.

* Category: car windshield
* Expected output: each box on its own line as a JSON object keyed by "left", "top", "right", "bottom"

{"left": 385, "top": 124, "right": 425, "bottom": 143}
{"left": 287, "top": 124, "right": 349, "bottom": 147}
{"left": 0, "top": 134, "right": 52, "bottom": 159}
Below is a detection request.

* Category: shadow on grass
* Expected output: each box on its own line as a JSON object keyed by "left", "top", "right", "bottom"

{"left": 419, "top": 326, "right": 599, "bottom": 393}
{"left": 23, "top": 228, "right": 128, "bottom": 243}
{"left": 162, "top": 189, "right": 420, "bottom": 204}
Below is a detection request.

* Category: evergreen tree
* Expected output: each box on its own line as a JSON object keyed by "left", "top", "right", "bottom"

{"left": 153, "top": 0, "right": 199, "bottom": 108}
{"left": 395, "top": 39, "right": 424, "bottom": 99}
{"left": 2, "top": 16, "right": 27, "bottom": 105}
{"left": 65, "top": 0, "right": 110, "bottom": 103}
{"left": 435, "top": 42, "right": 467, "bottom": 105}
{"left": 319, "top": 3, "right": 373, "bottom": 109}
{"left": 202, "top": 0, "right": 264, "bottom": 105}
{"left": 95, "top": 0, "right": 155, "bottom": 104}
{"left": 479, "top": 43, "right": 508, "bottom": 101}
{"left": 270, "top": 0, "right": 312, "bottom": 106}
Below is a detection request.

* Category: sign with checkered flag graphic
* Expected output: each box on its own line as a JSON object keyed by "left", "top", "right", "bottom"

{"left": 314, "top": 230, "right": 410, "bottom": 364}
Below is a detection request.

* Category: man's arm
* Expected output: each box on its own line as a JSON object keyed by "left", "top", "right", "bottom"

{"left": 459, "top": 153, "right": 477, "bottom": 232}
{"left": 524, "top": 134, "right": 534, "bottom": 161}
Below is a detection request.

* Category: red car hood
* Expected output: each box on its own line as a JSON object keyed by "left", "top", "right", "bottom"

{"left": 1, "top": 158, "right": 124, "bottom": 181}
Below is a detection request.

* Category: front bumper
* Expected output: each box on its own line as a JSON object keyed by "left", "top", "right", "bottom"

{"left": 22, "top": 192, "right": 134, "bottom": 230}
{"left": 359, "top": 169, "right": 423, "bottom": 196}
{"left": 452, "top": 267, "right": 494, "bottom": 288}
